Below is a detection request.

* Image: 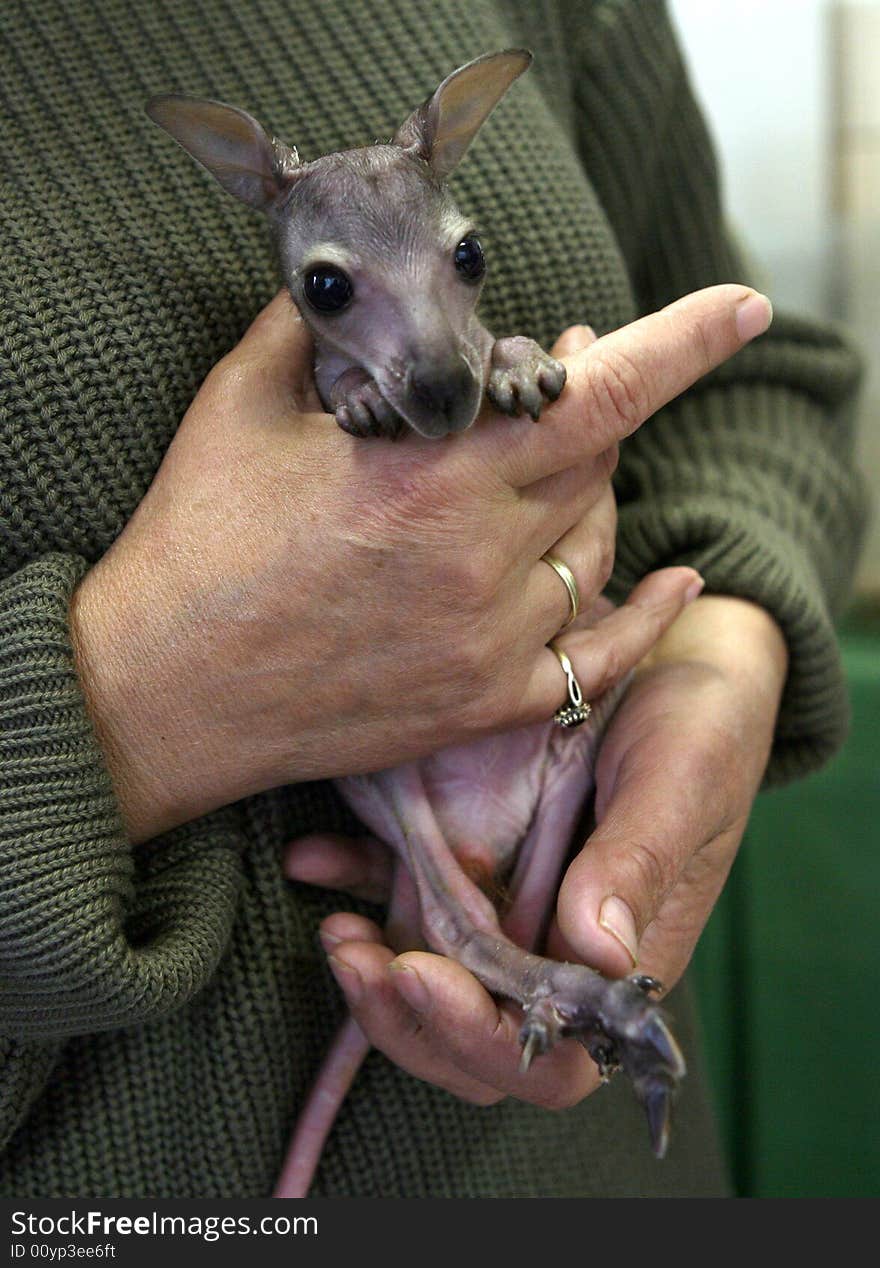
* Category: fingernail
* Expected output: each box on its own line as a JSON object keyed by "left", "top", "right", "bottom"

{"left": 575, "top": 324, "right": 597, "bottom": 344}
{"left": 684, "top": 574, "right": 705, "bottom": 604}
{"left": 328, "top": 955, "right": 363, "bottom": 1004}
{"left": 388, "top": 960, "right": 430, "bottom": 1014}
{"left": 319, "top": 928, "right": 343, "bottom": 952}
{"left": 736, "top": 292, "right": 773, "bottom": 341}
{"left": 599, "top": 895, "right": 639, "bottom": 967}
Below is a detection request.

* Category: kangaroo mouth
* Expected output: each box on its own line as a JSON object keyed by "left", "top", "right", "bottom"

{"left": 379, "top": 351, "right": 485, "bottom": 438}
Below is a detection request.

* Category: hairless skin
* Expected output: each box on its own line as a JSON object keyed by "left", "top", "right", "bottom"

{"left": 144, "top": 54, "right": 775, "bottom": 1196}
{"left": 275, "top": 685, "right": 686, "bottom": 1198}
{"left": 148, "top": 51, "right": 565, "bottom": 440}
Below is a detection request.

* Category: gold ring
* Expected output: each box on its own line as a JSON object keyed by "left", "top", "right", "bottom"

{"left": 548, "top": 641, "right": 592, "bottom": 728}
{"left": 541, "top": 552, "right": 579, "bottom": 629}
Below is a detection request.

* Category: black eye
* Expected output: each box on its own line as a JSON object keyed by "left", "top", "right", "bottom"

{"left": 454, "top": 235, "right": 485, "bottom": 282}
{"left": 303, "top": 264, "right": 354, "bottom": 313}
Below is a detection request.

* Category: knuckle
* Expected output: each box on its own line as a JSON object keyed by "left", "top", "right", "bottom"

{"left": 451, "top": 546, "right": 497, "bottom": 606}
{"left": 596, "top": 442, "right": 620, "bottom": 481}
{"left": 585, "top": 348, "right": 648, "bottom": 437}
{"left": 587, "top": 639, "right": 626, "bottom": 698}
{"left": 590, "top": 534, "right": 616, "bottom": 592}
{"left": 693, "top": 317, "right": 715, "bottom": 378}
{"left": 624, "top": 836, "right": 676, "bottom": 911}
{"left": 203, "top": 354, "right": 251, "bottom": 404}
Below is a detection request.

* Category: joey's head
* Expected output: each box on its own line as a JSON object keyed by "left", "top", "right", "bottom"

{"left": 146, "top": 49, "right": 531, "bottom": 437}
{"left": 275, "top": 148, "right": 489, "bottom": 436}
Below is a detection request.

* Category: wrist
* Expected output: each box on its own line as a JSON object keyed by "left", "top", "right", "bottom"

{"left": 68, "top": 555, "right": 239, "bottom": 843}
{"left": 638, "top": 593, "right": 789, "bottom": 696}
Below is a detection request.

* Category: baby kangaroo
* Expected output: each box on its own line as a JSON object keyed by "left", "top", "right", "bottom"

{"left": 147, "top": 51, "right": 685, "bottom": 1197}
{"left": 147, "top": 50, "right": 565, "bottom": 439}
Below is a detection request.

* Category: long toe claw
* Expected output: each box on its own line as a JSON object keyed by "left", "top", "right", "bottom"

{"left": 641, "top": 1013, "right": 686, "bottom": 1079}
{"left": 518, "top": 380, "right": 543, "bottom": 421}
{"left": 620, "top": 1014, "right": 685, "bottom": 1157}
{"left": 639, "top": 1079, "right": 674, "bottom": 1160}
{"left": 519, "top": 969, "right": 686, "bottom": 1154}
{"left": 518, "top": 998, "right": 563, "bottom": 1072}
{"left": 519, "top": 1025, "right": 544, "bottom": 1074}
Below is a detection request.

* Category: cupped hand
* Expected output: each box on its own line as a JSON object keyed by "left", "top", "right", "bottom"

{"left": 284, "top": 593, "right": 788, "bottom": 1109}
{"left": 70, "top": 285, "right": 771, "bottom": 843}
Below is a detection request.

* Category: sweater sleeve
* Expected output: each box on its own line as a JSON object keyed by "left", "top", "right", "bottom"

{"left": 569, "top": 0, "right": 870, "bottom": 784}
{"left": 0, "top": 553, "right": 247, "bottom": 1041}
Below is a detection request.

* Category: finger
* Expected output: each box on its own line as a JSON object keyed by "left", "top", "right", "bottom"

{"left": 325, "top": 940, "right": 505, "bottom": 1105}
{"left": 550, "top": 324, "right": 598, "bottom": 359}
{"left": 519, "top": 566, "right": 704, "bottom": 724}
{"left": 632, "top": 827, "right": 742, "bottom": 988}
{"left": 226, "top": 288, "right": 323, "bottom": 410}
{"left": 483, "top": 285, "right": 773, "bottom": 486}
{"left": 520, "top": 485, "right": 617, "bottom": 643}
{"left": 388, "top": 951, "right": 600, "bottom": 1109}
{"left": 497, "top": 445, "right": 618, "bottom": 587}
{"left": 556, "top": 737, "right": 728, "bottom": 979}
{"left": 283, "top": 832, "right": 393, "bottom": 903}
{"left": 319, "top": 912, "right": 387, "bottom": 949}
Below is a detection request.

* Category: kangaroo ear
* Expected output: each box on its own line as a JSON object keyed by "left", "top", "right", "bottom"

{"left": 146, "top": 95, "right": 302, "bottom": 211}
{"left": 392, "top": 49, "right": 532, "bottom": 180}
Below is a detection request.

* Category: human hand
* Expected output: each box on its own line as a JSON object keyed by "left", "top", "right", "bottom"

{"left": 69, "top": 285, "right": 771, "bottom": 844}
{"left": 555, "top": 593, "right": 788, "bottom": 984}
{"left": 284, "top": 593, "right": 787, "bottom": 1109}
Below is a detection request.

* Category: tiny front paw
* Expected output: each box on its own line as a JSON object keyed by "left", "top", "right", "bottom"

{"left": 332, "top": 371, "right": 408, "bottom": 439}
{"left": 487, "top": 337, "right": 566, "bottom": 421}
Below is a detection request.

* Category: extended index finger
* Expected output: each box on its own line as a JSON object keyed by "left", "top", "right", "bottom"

{"left": 481, "top": 284, "right": 772, "bottom": 486}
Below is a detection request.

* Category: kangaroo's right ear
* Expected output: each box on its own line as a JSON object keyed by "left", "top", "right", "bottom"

{"left": 146, "top": 95, "right": 302, "bottom": 212}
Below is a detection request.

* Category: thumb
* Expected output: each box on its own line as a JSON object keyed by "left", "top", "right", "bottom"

{"left": 235, "top": 288, "right": 323, "bottom": 411}
{"left": 556, "top": 753, "right": 706, "bottom": 978}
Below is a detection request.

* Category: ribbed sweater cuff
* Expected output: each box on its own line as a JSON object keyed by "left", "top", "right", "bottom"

{"left": 615, "top": 499, "right": 847, "bottom": 785}
{"left": 0, "top": 554, "right": 244, "bottom": 1040}
{"left": 611, "top": 386, "right": 865, "bottom": 786}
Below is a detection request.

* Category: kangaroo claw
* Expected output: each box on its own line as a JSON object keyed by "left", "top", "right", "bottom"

{"left": 518, "top": 998, "right": 564, "bottom": 1072}
{"left": 510, "top": 965, "right": 685, "bottom": 1156}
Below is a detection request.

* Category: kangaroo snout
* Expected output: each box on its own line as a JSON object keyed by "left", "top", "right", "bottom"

{"left": 403, "top": 353, "right": 482, "bottom": 437}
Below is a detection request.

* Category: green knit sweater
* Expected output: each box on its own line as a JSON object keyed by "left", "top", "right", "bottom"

{"left": 0, "top": 0, "right": 867, "bottom": 1197}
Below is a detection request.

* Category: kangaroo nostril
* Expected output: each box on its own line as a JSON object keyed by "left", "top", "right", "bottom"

{"left": 407, "top": 355, "right": 476, "bottom": 417}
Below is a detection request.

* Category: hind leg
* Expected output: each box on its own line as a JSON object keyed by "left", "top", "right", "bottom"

{"left": 385, "top": 763, "right": 685, "bottom": 1156}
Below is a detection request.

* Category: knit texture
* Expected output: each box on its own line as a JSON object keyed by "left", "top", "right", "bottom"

{"left": 0, "top": 0, "right": 866, "bottom": 1196}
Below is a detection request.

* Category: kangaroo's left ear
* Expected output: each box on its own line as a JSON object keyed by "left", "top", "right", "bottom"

{"left": 392, "top": 49, "right": 532, "bottom": 181}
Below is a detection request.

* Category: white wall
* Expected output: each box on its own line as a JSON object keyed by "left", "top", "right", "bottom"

{"left": 671, "top": 0, "right": 880, "bottom": 594}
{"left": 670, "top": 0, "right": 831, "bottom": 317}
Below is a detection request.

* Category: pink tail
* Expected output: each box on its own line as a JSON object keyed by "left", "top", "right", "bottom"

{"left": 273, "top": 1015, "right": 371, "bottom": 1198}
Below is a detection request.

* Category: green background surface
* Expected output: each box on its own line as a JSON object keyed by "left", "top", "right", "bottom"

{"left": 694, "top": 612, "right": 880, "bottom": 1197}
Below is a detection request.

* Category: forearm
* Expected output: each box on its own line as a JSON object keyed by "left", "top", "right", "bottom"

{"left": 640, "top": 593, "right": 788, "bottom": 693}
{"left": 0, "top": 555, "right": 245, "bottom": 1040}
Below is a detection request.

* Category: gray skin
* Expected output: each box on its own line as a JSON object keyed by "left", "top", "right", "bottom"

{"left": 146, "top": 50, "right": 566, "bottom": 438}
{"left": 148, "top": 55, "right": 684, "bottom": 1196}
